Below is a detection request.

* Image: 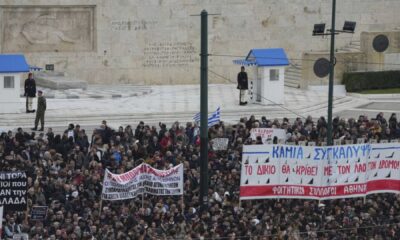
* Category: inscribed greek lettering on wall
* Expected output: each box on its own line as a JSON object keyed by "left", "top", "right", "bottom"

{"left": 102, "top": 164, "right": 183, "bottom": 201}
{"left": 0, "top": 172, "right": 27, "bottom": 211}
{"left": 143, "top": 41, "right": 197, "bottom": 68}
{"left": 111, "top": 20, "right": 158, "bottom": 31}
{"left": 240, "top": 143, "right": 400, "bottom": 200}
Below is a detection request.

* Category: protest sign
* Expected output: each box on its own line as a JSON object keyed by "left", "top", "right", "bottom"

{"left": 0, "top": 172, "right": 27, "bottom": 211}
{"left": 240, "top": 143, "right": 400, "bottom": 200}
{"left": 102, "top": 164, "right": 183, "bottom": 201}
{"left": 250, "top": 128, "right": 286, "bottom": 144}
{"left": 212, "top": 138, "right": 229, "bottom": 151}
{"left": 13, "top": 233, "right": 29, "bottom": 240}
{"left": 30, "top": 206, "right": 48, "bottom": 221}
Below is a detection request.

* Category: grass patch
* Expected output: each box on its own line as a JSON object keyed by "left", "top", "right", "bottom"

{"left": 357, "top": 88, "right": 400, "bottom": 94}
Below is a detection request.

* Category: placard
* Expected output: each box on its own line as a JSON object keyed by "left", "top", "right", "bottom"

{"left": 240, "top": 143, "right": 400, "bottom": 200}
{"left": 0, "top": 172, "right": 27, "bottom": 211}
{"left": 250, "top": 128, "right": 286, "bottom": 144}
{"left": 13, "top": 233, "right": 29, "bottom": 240}
{"left": 30, "top": 206, "right": 48, "bottom": 221}
{"left": 212, "top": 138, "right": 229, "bottom": 151}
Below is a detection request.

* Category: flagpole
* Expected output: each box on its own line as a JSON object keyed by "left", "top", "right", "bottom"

{"left": 181, "top": 194, "right": 184, "bottom": 215}
{"left": 99, "top": 199, "right": 103, "bottom": 216}
{"left": 26, "top": 192, "right": 29, "bottom": 221}
{"left": 0, "top": 206, "right": 3, "bottom": 240}
{"left": 99, "top": 168, "right": 106, "bottom": 217}
{"left": 181, "top": 164, "right": 185, "bottom": 216}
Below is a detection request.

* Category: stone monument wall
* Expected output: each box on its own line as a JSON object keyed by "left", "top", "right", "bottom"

{"left": 0, "top": 0, "right": 399, "bottom": 85}
{"left": 1, "top": 6, "right": 95, "bottom": 52}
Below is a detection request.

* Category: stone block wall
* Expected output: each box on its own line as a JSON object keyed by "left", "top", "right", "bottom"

{"left": 303, "top": 30, "right": 400, "bottom": 88}
{"left": 0, "top": 0, "right": 399, "bottom": 85}
{"left": 302, "top": 51, "right": 366, "bottom": 87}
{"left": 361, "top": 31, "right": 400, "bottom": 71}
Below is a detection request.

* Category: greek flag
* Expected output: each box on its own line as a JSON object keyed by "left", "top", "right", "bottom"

{"left": 193, "top": 107, "right": 221, "bottom": 127}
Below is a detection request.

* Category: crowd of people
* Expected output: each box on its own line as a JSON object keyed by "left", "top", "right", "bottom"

{"left": 1, "top": 113, "right": 400, "bottom": 240}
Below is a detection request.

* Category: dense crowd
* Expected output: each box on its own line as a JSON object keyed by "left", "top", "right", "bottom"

{"left": 1, "top": 113, "right": 400, "bottom": 240}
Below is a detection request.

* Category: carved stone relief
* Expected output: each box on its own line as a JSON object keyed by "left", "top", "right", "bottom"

{"left": 1, "top": 6, "right": 95, "bottom": 52}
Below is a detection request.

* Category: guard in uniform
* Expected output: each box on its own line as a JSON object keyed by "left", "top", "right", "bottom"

{"left": 32, "top": 90, "right": 46, "bottom": 131}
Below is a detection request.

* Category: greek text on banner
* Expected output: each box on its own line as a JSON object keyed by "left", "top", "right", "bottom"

{"left": 240, "top": 143, "right": 400, "bottom": 200}
{"left": 250, "top": 128, "right": 286, "bottom": 144}
{"left": 102, "top": 164, "right": 183, "bottom": 201}
{"left": 0, "top": 172, "right": 27, "bottom": 211}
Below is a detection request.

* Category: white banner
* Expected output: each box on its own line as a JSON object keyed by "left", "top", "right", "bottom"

{"left": 240, "top": 143, "right": 400, "bottom": 200}
{"left": 250, "top": 128, "right": 286, "bottom": 144}
{"left": 12, "top": 234, "right": 29, "bottom": 240}
{"left": 102, "top": 163, "right": 183, "bottom": 201}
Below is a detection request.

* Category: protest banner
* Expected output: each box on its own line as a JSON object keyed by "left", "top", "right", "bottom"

{"left": 12, "top": 233, "right": 29, "bottom": 240}
{"left": 0, "top": 172, "right": 27, "bottom": 211}
{"left": 102, "top": 164, "right": 183, "bottom": 201}
{"left": 212, "top": 138, "right": 229, "bottom": 151}
{"left": 240, "top": 143, "right": 400, "bottom": 200}
{"left": 30, "top": 206, "right": 48, "bottom": 221}
{"left": 250, "top": 128, "right": 286, "bottom": 144}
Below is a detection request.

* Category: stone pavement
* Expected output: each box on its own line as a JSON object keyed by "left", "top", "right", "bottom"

{"left": 1, "top": 84, "right": 370, "bottom": 131}
{"left": 20, "top": 85, "right": 153, "bottom": 99}
{"left": 334, "top": 93, "right": 400, "bottom": 120}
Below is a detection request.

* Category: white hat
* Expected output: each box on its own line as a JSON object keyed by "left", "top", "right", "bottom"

{"left": 72, "top": 191, "right": 79, "bottom": 198}
{"left": 251, "top": 218, "right": 260, "bottom": 225}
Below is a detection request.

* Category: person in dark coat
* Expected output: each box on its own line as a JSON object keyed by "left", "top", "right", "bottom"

{"left": 237, "top": 66, "right": 248, "bottom": 105}
{"left": 32, "top": 90, "right": 46, "bottom": 131}
{"left": 24, "top": 72, "right": 36, "bottom": 113}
